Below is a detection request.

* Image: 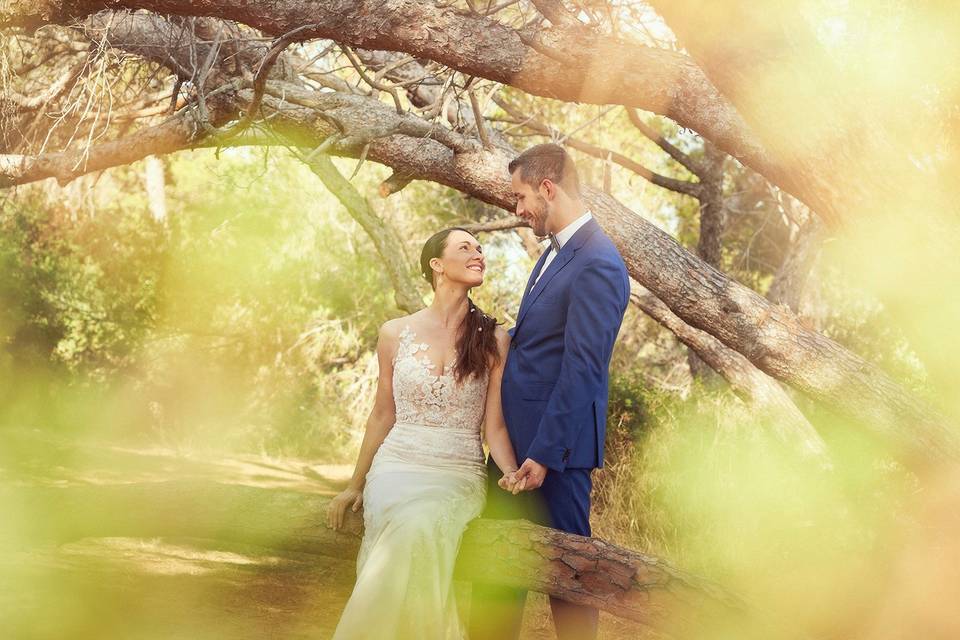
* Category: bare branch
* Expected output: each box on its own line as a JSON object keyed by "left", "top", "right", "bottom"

{"left": 298, "top": 152, "right": 423, "bottom": 314}
{"left": 467, "top": 83, "right": 491, "bottom": 149}
{"left": 529, "top": 0, "right": 582, "bottom": 29}
{"left": 378, "top": 171, "right": 412, "bottom": 197}
{"left": 237, "top": 23, "right": 320, "bottom": 131}
{"left": 627, "top": 108, "right": 705, "bottom": 176}
{"left": 459, "top": 216, "right": 527, "bottom": 233}
{"left": 342, "top": 45, "right": 403, "bottom": 114}
{"left": 495, "top": 97, "right": 701, "bottom": 197}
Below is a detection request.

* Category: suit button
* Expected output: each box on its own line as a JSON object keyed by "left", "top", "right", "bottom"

{"left": 510, "top": 342, "right": 517, "bottom": 350}
{"left": 562, "top": 449, "right": 571, "bottom": 462}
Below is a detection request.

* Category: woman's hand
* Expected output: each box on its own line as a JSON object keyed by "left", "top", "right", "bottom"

{"left": 327, "top": 485, "right": 363, "bottom": 530}
{"left": 497, "top": 469, "right": 525, "bottom": 494}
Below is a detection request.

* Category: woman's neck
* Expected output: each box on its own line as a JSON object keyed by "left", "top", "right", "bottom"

{"left": 429, "top": 284, "right": 470, "bottom": 328}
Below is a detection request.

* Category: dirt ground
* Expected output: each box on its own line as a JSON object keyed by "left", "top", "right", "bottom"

{"left": 0, "top": 431, "right": 647, "bottom": 640}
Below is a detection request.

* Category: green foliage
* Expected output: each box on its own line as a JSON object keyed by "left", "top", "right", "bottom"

{"left": 0, "top": 150, "right": 397, "bottom": 459}
{"left": 0, "top": 148, "right": 539, "bottom": 461}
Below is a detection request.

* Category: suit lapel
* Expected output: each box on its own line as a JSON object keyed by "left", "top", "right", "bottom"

{"left": 515, "top": 218, "right": 601, "bottom": 330}
{"left": 516, "top": 249, "right": 573, "bottom": 328}
{"left": 524, "top": 245, "right": 551, "bottom": 298}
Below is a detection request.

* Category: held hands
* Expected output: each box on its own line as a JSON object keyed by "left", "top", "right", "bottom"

{"left": 497, "top": 468, "right": 526, "bottom": 495}
{"left": 327, "top": 485, "right": 363, "bottom": 530}
{"left": 498, "top": 458, "right": 548, "bottom": 494}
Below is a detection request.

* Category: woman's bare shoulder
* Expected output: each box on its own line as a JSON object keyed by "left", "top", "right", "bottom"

{"left": 379, "top": 311, "right": 424, "bottom": 339}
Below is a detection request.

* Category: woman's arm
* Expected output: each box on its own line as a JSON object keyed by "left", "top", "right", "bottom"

{"left": 483, "top": 326, "right": 521, "bottom": 490}
{"left": 327, "top": 320, "right": 399, "bottom": 530}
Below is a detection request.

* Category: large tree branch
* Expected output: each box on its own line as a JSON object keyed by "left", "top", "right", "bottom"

{"left": 0, "top": 103, "right": 229, "bottom": 186}
{"left": 630, "top": 283, "right": 827, "bottom": 461}
{"left": 2, "top": 0, "right": 781, "bottom": 200}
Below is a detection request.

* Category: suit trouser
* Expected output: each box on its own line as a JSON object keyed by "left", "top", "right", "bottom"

{"left": 469, "top": 459, "right": 598, "bottom": 640}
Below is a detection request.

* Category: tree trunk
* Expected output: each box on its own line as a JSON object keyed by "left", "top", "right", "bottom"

{"left": 301, "top": 154, "right": 424, "bottom": 314}
{"left": 687, "top": 141, "right": 726, "bottom": 381}
{"left": 142, "top": 154, "right": 167, "bottom": 223}
{"left": 631, "top": 283, "right": 828, "bottom": 461}
{"left": 767, "top": 216, "right": 824, "bottom": 315}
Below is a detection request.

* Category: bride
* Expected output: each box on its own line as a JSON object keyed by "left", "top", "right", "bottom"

{"left": 327, "top": 227, "right": 522, "bottom": 639}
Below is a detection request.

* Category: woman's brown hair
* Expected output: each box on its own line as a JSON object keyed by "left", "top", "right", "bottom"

{"left": 419, "top": 228, "right": 501, "bottom": 383}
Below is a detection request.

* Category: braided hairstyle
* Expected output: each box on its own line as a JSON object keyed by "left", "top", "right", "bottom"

{"left": 419, "top": 228, "right": 501, "bottom": 382}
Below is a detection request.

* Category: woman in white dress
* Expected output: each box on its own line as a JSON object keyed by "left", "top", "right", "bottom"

{"left": 327, "top": 227, "right": 522, "bottom": 639}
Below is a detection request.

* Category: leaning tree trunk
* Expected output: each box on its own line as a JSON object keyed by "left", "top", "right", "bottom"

{"left": 631, "top": 283, "right": 828, "bottom": 462}
{"left": 2, "top": 480, "right": 745, "bottom": 636}
{"left": 302, "top": 153, "right": 424, "bottom": 314}
{"left": 644, "top": 0, "right": 960, "bottom": 414}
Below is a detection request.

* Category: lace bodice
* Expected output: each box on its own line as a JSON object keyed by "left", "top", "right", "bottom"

{"left": 392, "top": 324, "right": 488, "bottom": 432}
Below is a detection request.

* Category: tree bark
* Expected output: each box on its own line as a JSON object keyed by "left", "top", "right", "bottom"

{"left": 0, "top": 0, "right": 781, "bottom": 200}
{"left": 631, "top": 283, "right": 828, "bottom": 462}
{"left": 2, "top": 480, "right": 744, "bottom": 634}
{"left": 687, "top": 141, "right": 726, "bottom": 380}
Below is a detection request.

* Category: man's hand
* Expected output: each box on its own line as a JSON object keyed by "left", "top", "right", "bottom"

{"left": 513, "top": 458, "right": 548, "bottom": 492}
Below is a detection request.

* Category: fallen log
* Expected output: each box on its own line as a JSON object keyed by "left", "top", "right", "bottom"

{"left": 2, "top": 479, "right": 743, "bottom": 635}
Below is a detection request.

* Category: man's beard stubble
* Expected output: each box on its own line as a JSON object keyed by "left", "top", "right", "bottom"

{"left": 533, "top": 195, "right": 549, "bottom": 237}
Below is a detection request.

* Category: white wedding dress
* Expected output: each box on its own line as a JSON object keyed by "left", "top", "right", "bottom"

{"left": 332, "top": 324, "right": 488, "bottom": 640}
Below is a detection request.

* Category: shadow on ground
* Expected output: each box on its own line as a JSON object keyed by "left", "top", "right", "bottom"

{"left": 0, "top": 428, "right": 645, "bottom": 640}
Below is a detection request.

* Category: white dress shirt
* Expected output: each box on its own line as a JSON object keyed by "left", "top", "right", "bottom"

{"left": 532, "top": 210, "right": 593, "bottom": 287}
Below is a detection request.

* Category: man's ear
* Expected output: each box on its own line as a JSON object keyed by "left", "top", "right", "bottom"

{"left": 539, "top": 178, "right": 556, "bottom": 201}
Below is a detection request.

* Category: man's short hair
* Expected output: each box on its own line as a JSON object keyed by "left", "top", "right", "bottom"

{"left": 508, "top": 143, "right": 580, "bottom": 196}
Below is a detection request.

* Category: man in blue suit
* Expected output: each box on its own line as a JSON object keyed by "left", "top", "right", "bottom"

{"left": 470, "top": 144, "right": 630, "bottom": 640}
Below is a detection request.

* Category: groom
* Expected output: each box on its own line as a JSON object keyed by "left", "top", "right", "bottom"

{"left": 470, "top": 144, "right": 630, "bottom": 640}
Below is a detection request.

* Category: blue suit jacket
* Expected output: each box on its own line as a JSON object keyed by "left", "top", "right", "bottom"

{"left": 502, "top": 217, "right": 629, "bottom": 472}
